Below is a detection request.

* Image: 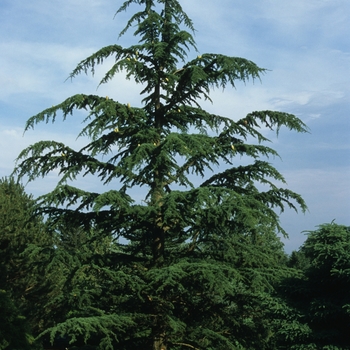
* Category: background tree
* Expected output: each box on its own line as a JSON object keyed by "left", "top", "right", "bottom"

{"left": 283, "top": 223, "right": 350, "bottom": 349}
{"left": 0, "top": 177, "right": 44, "bottom": 297}
{"left": 0, "top": 290, "right": 38, "bottom": 350}
{"left": 0, "top": 177, "right": 46, "bottom": 349}
{"left": 14, "top": 0, "right": 308, "bottom": 349}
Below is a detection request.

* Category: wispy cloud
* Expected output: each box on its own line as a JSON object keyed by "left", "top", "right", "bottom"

{"left": 0, "top": 0, "right": 349, "bottom": 252}
{"left": 279, "top": 166, "right": 350, "bottom": 251}
{"left": 0, "top": 41, "right": 95, "bottom": 100}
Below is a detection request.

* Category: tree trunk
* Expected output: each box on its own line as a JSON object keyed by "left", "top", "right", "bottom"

{"left": 153, "top": 332, "right": 167, "bottom": 350}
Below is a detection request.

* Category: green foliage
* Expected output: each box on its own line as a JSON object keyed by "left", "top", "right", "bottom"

{"left": 0, "top": 178, "right": 45, "bottom": 349}
{"left": 282, "top": 223, "right": 350, "bottom": 349}
{"left": 287, "top": 250, "right": 311, "bottom": 271}
{"left": 302, "top": 223, "right": 350, "bottom": 349}
{"left": 32, "top": 225, "right": 298, "bottom": 349}
{"left": 0, "top": 177, "right": 43, "bottom": 300}
{"left": 13, "top": 1, "right": 309, "bottom": 349}
{"left": 0, "top": 177, "right": 42, "bottom": 287}
{"left": 0, "top": 290, "right": 38, "bottom": 350}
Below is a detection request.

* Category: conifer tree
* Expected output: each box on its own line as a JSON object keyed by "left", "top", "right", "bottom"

{"left": 0, "top": 177, "right": 46, "bottom": 349}
{"left": 0, "top": 290, "right": 38, "bottom": 350}
{"left": 283, "top": 223, "right": 350, "bottom": 349}
{"left": 14, "top": 1, "right": 308, "bottom": 349}
{"left": 0, "top": 178, "right": 44, "bottom": 294}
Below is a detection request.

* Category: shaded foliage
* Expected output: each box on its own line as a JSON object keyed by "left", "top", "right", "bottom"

{"left": 0, "top": 177, "right": 46, "bottom": 349}
{"left": 283, "top": 223, "right": 350, "bottom": 349}
{"left": 0, "top": 290, "right": 37, "bottom": 350}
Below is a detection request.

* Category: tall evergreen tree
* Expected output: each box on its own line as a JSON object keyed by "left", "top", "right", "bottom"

{"left": 14, "top": 1, "right": 308, "bottom": 349}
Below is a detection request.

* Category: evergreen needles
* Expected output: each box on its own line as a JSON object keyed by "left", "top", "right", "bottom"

{"left": 13, "top": 1, "right": 311, "bottom": 349}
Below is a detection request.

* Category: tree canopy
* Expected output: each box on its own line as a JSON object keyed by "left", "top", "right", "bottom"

{"left": 284, "top": 223, "right": 350, "bottom": 349}
{"left": 13, "top": 1, "right": 310, "bottom": 349}
{"left": 0, "top": 177, "right": 47, "bottom": 350}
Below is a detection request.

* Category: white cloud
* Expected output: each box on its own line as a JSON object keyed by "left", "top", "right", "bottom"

{"left": 0, "top": 122, "right": 87, "bottom": 174}
{"left": 284, "top": 167, "right": 350, "bottom": 203}
{"left": 0, "top": 0, "right": 349, "bottom": 254}
{"left": 0, "top": 41, "right": 96, "bottom": 100}
{"left": 280, "top": 166, "right": 350, "bottom": 252}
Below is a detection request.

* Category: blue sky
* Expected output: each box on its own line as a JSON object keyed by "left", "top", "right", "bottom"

{"left": 1, "top": 0, "right": 349, "bottom": 252}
